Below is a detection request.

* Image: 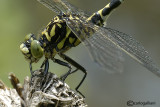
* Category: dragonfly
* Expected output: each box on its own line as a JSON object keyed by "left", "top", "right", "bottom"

{"left": 20, "top": 0, "right": 160, "bottom": 97}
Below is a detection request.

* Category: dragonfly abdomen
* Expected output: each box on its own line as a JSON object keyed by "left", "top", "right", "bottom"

{"left": 87, "top": 0, "right": 123, "bottom": 26}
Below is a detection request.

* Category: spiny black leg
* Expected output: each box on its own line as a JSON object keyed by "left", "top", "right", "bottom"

{"left": 29, "top": 63, "right": 33, "bottom": 75}
{"left": 75, "top": 70, "right": 87, "bottom": 98}
{"left": 40, "top": 59, "right": 49, "bottom": 75}
{"left": 68, "top": 68, "right": 78, "bottom": 75}
{"left": 29, "top": 62, "right": 34, "bottom": 85}
{"left": 40, "top": 59, "right": 46, "bottom": 68}
{"left": 58, "top": 53, "right": 87, "bottom": 98}
{"left": 65, "top": 68, "right": 86, "bottom": 98}
{"left": 43, "top": 59, "right": 49, "bottom": 75}
{"left": 52, "top": 58, "right": 72, "bottom": 81}
{"left": 60, "top": 68, "right": 78, "bottom": 81}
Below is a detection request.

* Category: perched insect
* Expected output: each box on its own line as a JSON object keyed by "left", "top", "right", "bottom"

{"left": 20, "top": 0, "right": 160, "bottom": 97}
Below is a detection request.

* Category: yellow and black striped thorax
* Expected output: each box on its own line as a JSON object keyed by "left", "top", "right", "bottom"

{"left": 38, "top": 14, "right": 82, "bottom": 58}
{"left": 38, "top": 0, "right": 123, "bottom": 58}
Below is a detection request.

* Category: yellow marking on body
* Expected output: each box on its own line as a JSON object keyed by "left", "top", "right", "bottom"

{"left": 50, "top": 25, "right": 56, "bottom": 37}
{"left": 43, "top": 43, "right": 46, "bottom": 47}
{"left": 69, "top": 15, "right": 74, "bottom": 20}
{"left": 75, "top": 16, "right": 80, "bottom": 20}
{"left": 98, "top": 3, "right": 111, "bottom": 22}
{"left": 86, "top": 13, "right": 95, "bottom": 22}
{"left": 69, "top": 15, "right": 79, "bottom": 21}
{"left": 98, "top": 3, "right": 110, "bottom": 17}
{"left": 69, "top": 37, "right": 75, "bottom": 44}
{"left": 47, "top": 21, "right": 52, "bottom": 27}
{"left": 105, "top": 3, "right": 110, "bottom": 8}
{"left": 52, "top": 48, "right": 57, "bottom": 57}
{"left": 74, "top": 39, "right": 81, "bottom": 46}
{"left": 56, "top": 26, "right": 71, "bottom": 49}
{"left": 87, "top": 3, "right": 111, "bottom": 23}
{"left": 66, "top": 26, "right": 71, "bottom": 37}
{"left": 42, "top": 31, "right": 51, "bottom": 41}
{"left": 57, "top": 23, "right": 62, "bottom": 28}
{"left": 54, "top": 16, "right": 60, "bottom": 23}
{"left": 57, "top": 37, "right": 67, "bottom": 50}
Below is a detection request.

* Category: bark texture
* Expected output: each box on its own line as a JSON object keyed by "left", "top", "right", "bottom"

{"left": 0, "top": 69, "right": 87, "bottom": 107}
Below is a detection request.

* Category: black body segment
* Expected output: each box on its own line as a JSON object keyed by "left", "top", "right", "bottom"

{"left": 102, "top": 0, "right": 122, "bottom": 16}
{"left": 87, "top": 0, "right": 123, "bottom": 26}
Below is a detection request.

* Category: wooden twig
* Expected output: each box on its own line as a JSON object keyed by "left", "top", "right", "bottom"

{"left": 0, "top": 69, "right": 87, "bottom": 107}
{"left": 0, "top": 78, "right": 21, "bottom": 107}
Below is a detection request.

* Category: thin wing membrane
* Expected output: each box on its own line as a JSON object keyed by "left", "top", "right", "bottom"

{"left": 37, "top": 0, "right": 69, "bottom": 14}
{"left": 66, "top": 18, "right": 160, "bottom": 76}
{"left": 106, "top": 28, "right": 160, "bottom": 76}
{"left": 37, "top": 0, "right": 91, "bottom": 17}
{"left": 66, "top": 18, "right": 124, "bottom": 73}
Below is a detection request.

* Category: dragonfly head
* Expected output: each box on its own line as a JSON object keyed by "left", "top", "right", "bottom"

{"left": 20, "top": 33, "right": 44, "bottom": 63}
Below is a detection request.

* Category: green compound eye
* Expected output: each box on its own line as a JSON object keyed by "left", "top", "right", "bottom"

{"left": 24, "top": 33, "right": 34, "bottom": 42}
{"left": 31, "top": 40, "right": 44, "bottom": 58}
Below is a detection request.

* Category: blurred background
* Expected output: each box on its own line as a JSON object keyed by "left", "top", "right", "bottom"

{"left": 0, "top": 0, "right": 160, "bottom": 106}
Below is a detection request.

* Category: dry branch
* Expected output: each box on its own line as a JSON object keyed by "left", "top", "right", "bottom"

{"left": 0, "top": 69, "right": 87, "bottom": 107}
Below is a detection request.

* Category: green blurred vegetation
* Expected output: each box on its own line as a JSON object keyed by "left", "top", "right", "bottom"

{"left": 0, "top": 0, "right": 160, "bottom": 107}
{"left": 0, "top": 0, "right": 32, "bottom": 85}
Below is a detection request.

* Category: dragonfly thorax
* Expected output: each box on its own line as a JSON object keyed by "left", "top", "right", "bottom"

{"left": 38, "top": 15, "right": 81, "bottom": 59}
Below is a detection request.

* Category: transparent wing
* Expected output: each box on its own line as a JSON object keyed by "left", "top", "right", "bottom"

{"left": 106, "top": 28, "right": 160, "bottom": 75}
{"left": 66, "top": 18, "right": 124, "bottom": 73}
{"left": 37, "top": 0, "right": 64, "bottom": 14}
{"left": 66, "top": 18, "right": 160, "bottom": 76}
{"left": 37, "top": 0, "right": 91, "bottom": 17}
